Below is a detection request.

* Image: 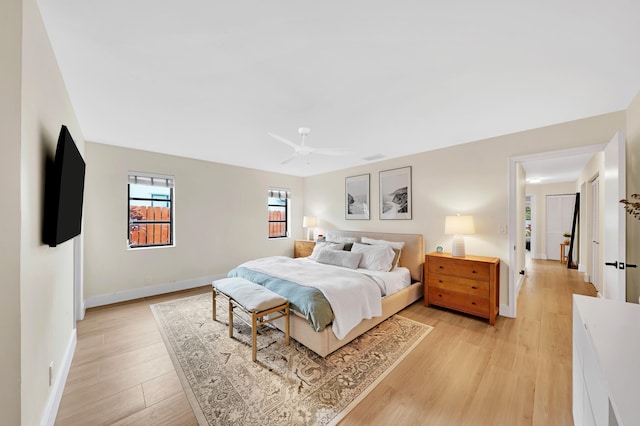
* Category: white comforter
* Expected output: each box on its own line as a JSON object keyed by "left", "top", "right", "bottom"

{"left": 238, "top": 256, "right": 383, "bottom": 339}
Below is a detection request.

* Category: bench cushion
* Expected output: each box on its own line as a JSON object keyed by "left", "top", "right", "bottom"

{"left": 214, "top": 277, "right": 287, "bottom": 313}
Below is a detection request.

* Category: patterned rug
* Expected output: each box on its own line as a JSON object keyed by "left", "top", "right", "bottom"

{"left": 151, "top": 292, "right": 433, "bottom": 425}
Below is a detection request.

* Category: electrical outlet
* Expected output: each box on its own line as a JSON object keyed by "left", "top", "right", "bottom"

{"left": 144, "top": 276, "right": 152, "bottom": 285}
{"left": 498, "top": 224, "right": 507, "bottom": 234}
{"left": 49, "top": 362, "right": 53, "bottom": 387}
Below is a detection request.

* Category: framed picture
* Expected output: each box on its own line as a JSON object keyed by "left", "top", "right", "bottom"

{"left": 379, "top": 166, "right": 412, "bottom": 220}
{"left": 345, "top": 174, "right": 370, "bottom": 220}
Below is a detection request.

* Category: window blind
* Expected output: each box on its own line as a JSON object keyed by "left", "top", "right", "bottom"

{"left": 268, "top": 189, "right": 290, "bottom": 199}
{"left": 128, "top": 172, "right": 174, "bottom": 188}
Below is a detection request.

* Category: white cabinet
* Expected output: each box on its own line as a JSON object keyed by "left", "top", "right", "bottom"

{"left": 573, "top": 295, "right": 640, "bottom": 425}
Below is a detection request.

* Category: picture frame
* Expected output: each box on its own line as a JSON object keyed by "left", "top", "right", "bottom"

{"left": 379, "top": 166, "right": 412, "bottom": 220}
{"left": 345, "top": 174, "right": 370, "bottom": 220}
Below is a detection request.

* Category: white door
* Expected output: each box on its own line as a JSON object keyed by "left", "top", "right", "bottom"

{"left": 546, "top": 194, "right": 576, "bottom": 260}
{"left": 602, "top": 131, "right": 626, "bottom": 301}
{"left": 590, "top": 177, "right": 601, "bottom": 293}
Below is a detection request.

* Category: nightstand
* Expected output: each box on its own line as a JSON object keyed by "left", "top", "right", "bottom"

{"left": 294, "top": 240, "right": 315, "bottom": 258}
{"left": 424, "top": 252, "right": 500, "bottom": 325}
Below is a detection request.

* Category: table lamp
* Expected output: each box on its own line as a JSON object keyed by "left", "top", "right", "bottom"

{"left": 302, "top": 216, "right": 318, "bottom": 240}
{"left": 444, "top": 215, "right": 475, "bottom": 257}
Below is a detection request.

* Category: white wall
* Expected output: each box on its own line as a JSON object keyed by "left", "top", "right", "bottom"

{"left": 627, "top": 91, "right": 640, "bottom": 303}
{"left": 14, "top": 0, "right": 86, "bottom": 424}
{"left": 0, "top": 0, "right": 23, "bottom": 423}
{"left": 526, "top": 181, "right": 578, "bottom": 260}
{"left": 83, "top": 143, "right": 304, "bottom": 303}
{"left": 304, "top": 111, "right": 626, "bottom": 310}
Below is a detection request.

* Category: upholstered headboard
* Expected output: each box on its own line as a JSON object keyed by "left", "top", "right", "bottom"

{"left": 325, "top": 230, "right": 425, "bottom": 283}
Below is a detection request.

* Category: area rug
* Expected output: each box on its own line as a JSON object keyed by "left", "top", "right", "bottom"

{"left": 150, "top": 292, "right": 433, "bottom": 425}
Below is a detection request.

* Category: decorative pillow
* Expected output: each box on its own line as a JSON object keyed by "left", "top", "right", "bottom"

{"left": 390, "top": 248, "right": 402, "bottom": 271}
{"left": 309, "top": 241, "right": 344, "bottom": 260}
{"left": 342, "top": 242, "right": 354, "bottom": 251}
{"left": 360, "top": 237, "right": 405, "bottom": 270}
{"left": 315, "top": 249, "right": 363, "bottom": 269}
{"left": 350, "top": 242, "right": 396, "bottom": 271}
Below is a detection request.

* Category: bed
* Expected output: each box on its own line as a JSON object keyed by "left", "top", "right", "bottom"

{"left": 227, "top": 230, "right": 424, "bottom": 357}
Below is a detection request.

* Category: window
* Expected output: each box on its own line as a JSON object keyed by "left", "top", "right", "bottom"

{"left": 128, "top": 172, "right": 174, "bottom": 248}
{"left": 151, "top": 193, "right": 170, "bottom": 207}
{"left": 268, "top": 189, "right": 290, "bottom": 238}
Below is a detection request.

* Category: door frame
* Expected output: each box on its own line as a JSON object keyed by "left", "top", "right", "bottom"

{"left": 589, "top": 174, "right": 601, "bottom": 294}
{"left": 602, "top": 130, "right": 627, "bottom": 300}
{"left": 507, "top": 144, "right": 606, "bottom": 317}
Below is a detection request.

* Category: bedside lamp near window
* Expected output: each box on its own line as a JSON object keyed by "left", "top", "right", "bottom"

{"left": 303, "top": 216, "right": 318, "bottom": 240}
{"left": 444, "top": 214, "right": 475, "bottom": 257}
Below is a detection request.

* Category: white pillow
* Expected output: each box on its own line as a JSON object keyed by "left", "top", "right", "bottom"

{"left": 360, "top": 236, "right": 405, "bottom": 250}
{"left": 360, "top": 237, "right": 405, "bottom": 270}
{"left": 350, "top": 242, "right": 396, "bottom": 271}
{"left": 325, "top": 233, "right": 359, "bottom": 244}
{"left": 309, "top": 241, "right": 344, "bottom": 260}
{"left": 315, "top": 249, "right": 363, "bottom": 269}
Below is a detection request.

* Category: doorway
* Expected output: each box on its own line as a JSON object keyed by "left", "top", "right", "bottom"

{"left": 508, "top": 144, "right": 607, "bottom": 317}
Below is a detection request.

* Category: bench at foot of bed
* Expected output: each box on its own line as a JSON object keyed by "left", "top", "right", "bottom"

{"left": 212, "top": 277, "right": 290, "bottom": 362}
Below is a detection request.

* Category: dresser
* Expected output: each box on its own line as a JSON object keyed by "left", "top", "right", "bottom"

{"left": 424, "top": 252, "right": 500, "bottom": 325}
{"left": 294, "top": 239, "right": 315, "bottom": 258}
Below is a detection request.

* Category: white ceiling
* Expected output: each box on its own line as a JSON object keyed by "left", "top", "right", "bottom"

{"left": 37, "top": 1, "right": 640, "bottom": 177}
{"left": 522, "top": 152, "right": 596, "bottom": 185}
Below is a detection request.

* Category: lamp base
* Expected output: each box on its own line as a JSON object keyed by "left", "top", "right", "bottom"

{"left": 307, "top": 228, "right": 314, "bottom": 240}
{"left": 451, "top": 235, "right": 466, "bottom": 257}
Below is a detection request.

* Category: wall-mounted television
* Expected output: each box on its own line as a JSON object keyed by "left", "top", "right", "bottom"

{"left": 44, "top": 125, "right": 86, "bottom": 247}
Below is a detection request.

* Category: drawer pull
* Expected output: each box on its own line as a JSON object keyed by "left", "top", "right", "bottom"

{"left": 438, "top": 294, "right": 443, "bottom": 297}
{"left": 471, "top": 286, "right": 478, "bottom": 289}
{"left": 471, "top": 301, "right": 476, "bottom": 305}
{"left": 472, "top": 270, "right": 477, "bottom": 274}
{"left": 438, "top": 280, "right": 443, "bottom": 283}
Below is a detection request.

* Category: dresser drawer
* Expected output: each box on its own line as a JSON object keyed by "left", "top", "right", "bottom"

{"left": 428, "top": 286, "right": 489, "bottom": 316}
{"left": 428, "top": 257, "right": 490, "bottom": 281}
{"left": 428, "top": 273, "right": 489, "bottom": 297}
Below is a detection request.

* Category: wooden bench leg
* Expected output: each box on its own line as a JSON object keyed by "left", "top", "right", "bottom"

{"left": 285, "top": 304, "right": 290, "bottom": 346}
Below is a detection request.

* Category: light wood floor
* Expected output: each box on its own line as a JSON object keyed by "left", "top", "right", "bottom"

{"left": 56, "top": 259, "right": 596, "bottom": 425}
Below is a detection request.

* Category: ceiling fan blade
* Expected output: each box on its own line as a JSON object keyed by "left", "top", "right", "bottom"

{"left": 311, "top": 148, "right": 351, "bottom": 156}
{"left": 268, "top": 133, "right": 299, "bottom": 150}
{"left": 280, "top": 153, "right": 298, "bottom": 164}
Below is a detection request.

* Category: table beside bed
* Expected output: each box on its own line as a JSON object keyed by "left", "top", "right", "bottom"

{"left": 293, "top": 239, "right": 315, "bottom": 258}
{"left": 424, "top": 252, "right": 500, "bottom": 325}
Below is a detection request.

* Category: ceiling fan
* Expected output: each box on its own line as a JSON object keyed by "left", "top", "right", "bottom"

{"left": 268, "top": 127, "right": 348, "bottom": 164}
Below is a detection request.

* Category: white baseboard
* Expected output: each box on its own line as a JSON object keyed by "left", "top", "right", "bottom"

{"left": 500, "top": 303, "right": 515, "bottom": 318}
{"left": 84, "top": 274, "right": 226, "bottom": 308}
{"left": 578, "top": 263, "right": 586, "bottom": 273}
{"left": 502, "top": 271, "right": 526, "bottom": 318}
{"left": 41, "top": 329, "right": 76, "bottom": 426}
{"left": 79, "top": 301, "right": 85, "bottom": 321}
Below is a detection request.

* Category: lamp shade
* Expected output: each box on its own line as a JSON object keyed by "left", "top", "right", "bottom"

{"left": 302, "top": 216, "right": 318, "bottom": 228}
{"left": 444, "top": 215, "right": 475, "bottom": 235}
